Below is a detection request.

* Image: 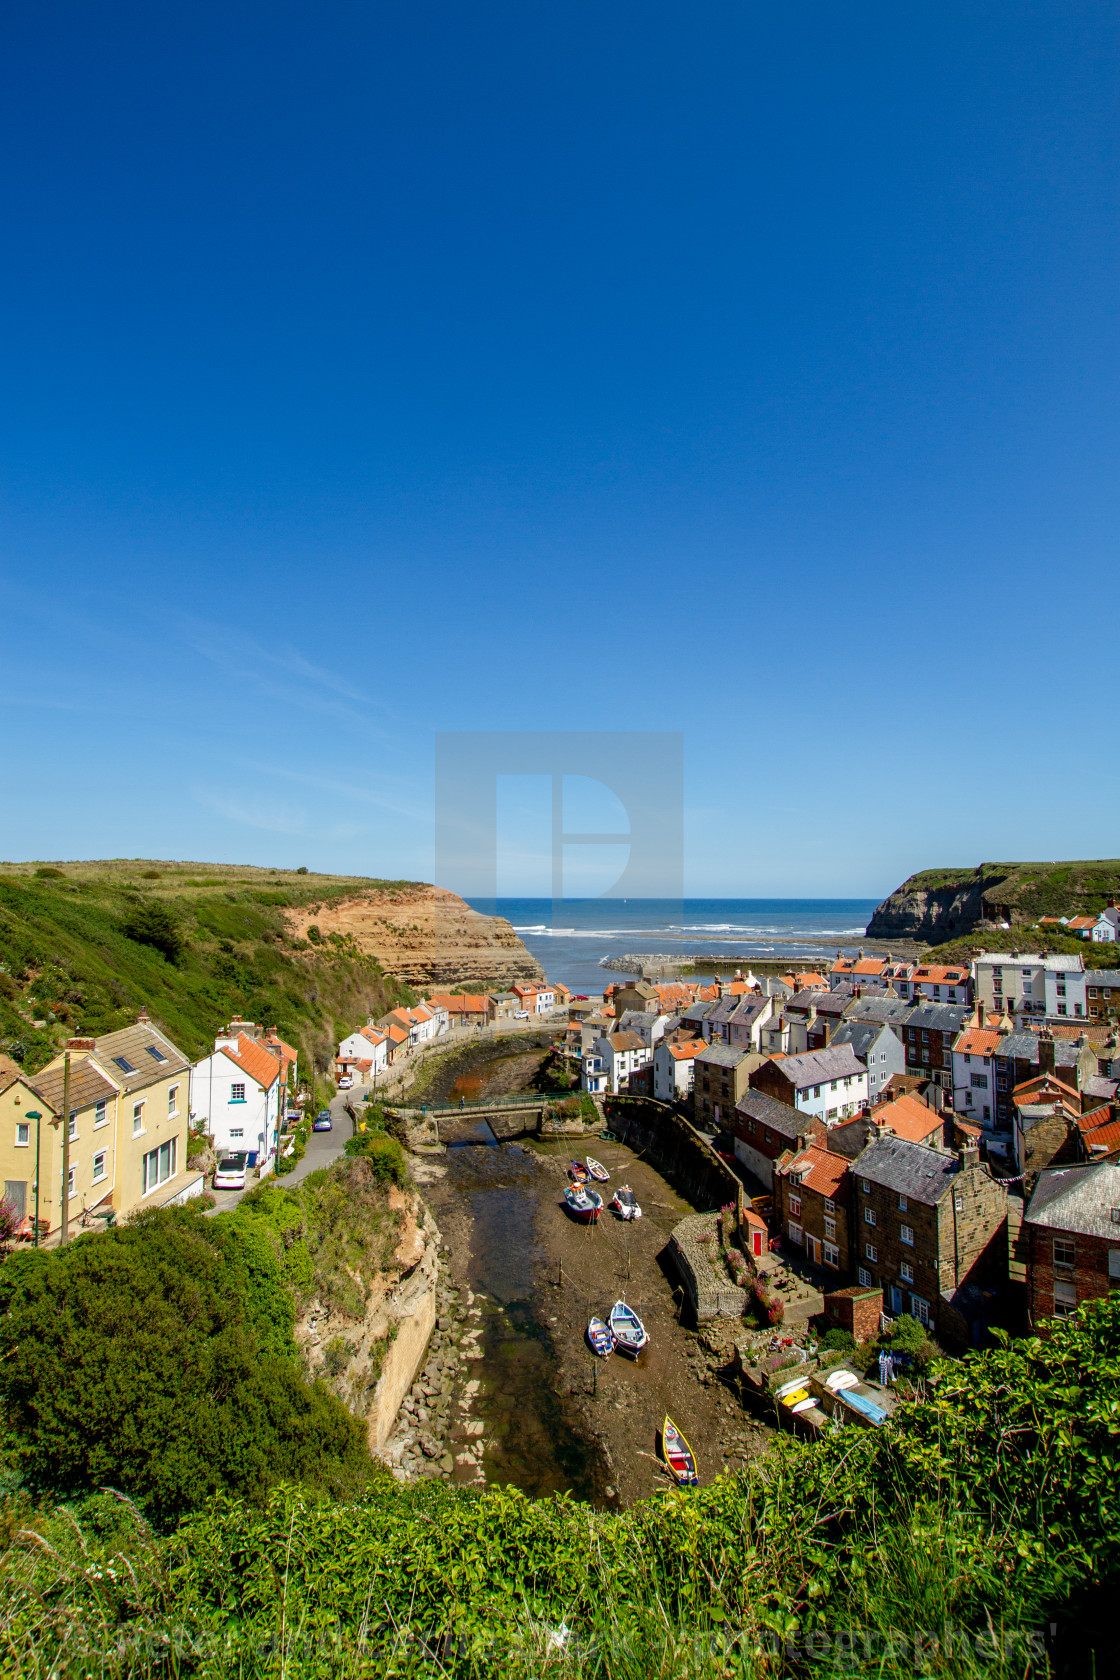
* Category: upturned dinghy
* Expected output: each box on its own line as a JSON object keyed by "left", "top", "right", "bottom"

{"left": 610, "top": 1185, "right": 642, "bottom": 1220}
{"left": 661, "top": 1416, "right": 699, "bottom": 1486}
{"left": 609, "top": 1299, "right": 648, "bottom": 1355}
{"left": 587, "top": 1316, "right": 615, "bottom": 1357}
{"left": 584, "top": 1155, "right": 610, "bottom": 1182}
{"left": 565, "top": 1183, "right": 603, "bottom": 1221}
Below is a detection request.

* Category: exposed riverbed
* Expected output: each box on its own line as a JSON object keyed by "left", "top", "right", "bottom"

{"left": 389, "top": 1043, "right": 772, "bottom": 1505}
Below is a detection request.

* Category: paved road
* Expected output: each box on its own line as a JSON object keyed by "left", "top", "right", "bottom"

{"left": 206, "top": 1087, "right": 355, "bottom": 1214}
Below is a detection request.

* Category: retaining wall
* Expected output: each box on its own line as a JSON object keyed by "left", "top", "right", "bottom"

{"left": 601, "top": 1094, "right": 744, "bottom": 1215}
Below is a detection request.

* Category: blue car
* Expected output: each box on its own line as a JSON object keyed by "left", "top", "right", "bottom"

{"left": 313, "top": 1110, "right": 332, "bottom": 1132}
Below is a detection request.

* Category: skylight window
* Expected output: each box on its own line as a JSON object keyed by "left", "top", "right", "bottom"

{"left": 113, "top": 1055, "right": 136, "bottom": 1073}
{"left": 146, "top": 1045, "right": 168, "bottom": 1063}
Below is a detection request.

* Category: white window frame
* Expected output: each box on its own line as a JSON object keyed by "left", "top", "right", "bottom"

{"left": 864, "top": 1207, "right": 877, "bottom": 1226}
{"left": 92, "top": 1150, "right": 107, "bottom": 1184}
{"left": 865, "top": 1242, "right": 877, "bottom": 1262}
{"left": 132, "top": 1101, "right": 145, "bottom": 1137}
{"left": 858, "top": 1266, "right": 873, "bottom": 1287}
{"left": 167, "top": 1084, "right": 180, "bottom": 1118}
{"left": 900, "top": 1224, "right": 914, "bottom": 1246}
{"left": 14, "top": 1123, "right": 29, "bottom": 1148}
{"left": 823, "top": 1241, "right": 840, "bottom": 1268}
{"left": 910, "top": 1294, "right": 930, "bottom": 1326}
{"left": 900, "top": 1261, "right": 914, "bottom": 1284}
{"left": 94, "top": 1099, "right": 108, "bottom": 1129}
{"left": 142, "top": 1137, "right": 177, "bottom": 1197}
{"left": 230, "top": 1082, "right": 247, "bottom": 1103}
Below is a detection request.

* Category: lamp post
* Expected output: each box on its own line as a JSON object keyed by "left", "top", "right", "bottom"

{"left": 25, "top": 1112, "right": 42, "bottom": 1246}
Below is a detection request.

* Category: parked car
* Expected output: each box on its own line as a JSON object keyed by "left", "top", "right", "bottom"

{"left": 514, "top": 1010, "right": 530, "bottom": 1019}
{"left": 213, "top": 1153, "right": 248, "bottom": 1191}
{"left": 313, "top": 1110, "right": 333, "bottom": 1132}
{"left": 337, "top": 1075, "right": 353, "bottom": 1090}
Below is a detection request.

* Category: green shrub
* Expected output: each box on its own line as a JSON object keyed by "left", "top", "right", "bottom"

{"left": 119, "top": 899, "right": 185, "bottom": 963}
{"left": 818, "top": 1327, "right": 856, "bottom": 1352}
{"left": 344, "top": 1132, "right": 408, "bottom": 1187}
{"left": 0, "top": 1205, "right": 370, "bottom": 1525}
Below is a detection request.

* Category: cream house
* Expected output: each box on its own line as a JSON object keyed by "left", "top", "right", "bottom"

{"left": 33, "top": 1013, "right": 201, "bottom": 1230}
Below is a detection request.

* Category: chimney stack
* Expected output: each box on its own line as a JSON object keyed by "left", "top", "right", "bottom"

{"left": 1039, "top": 1031, "right": 1056, "bottom": 1076}
{"left": 137, "top": 1005, "right": 149, "bottom": 1023}
{"left": 977, "top": 1000, "right": 985, "bottom": 1028}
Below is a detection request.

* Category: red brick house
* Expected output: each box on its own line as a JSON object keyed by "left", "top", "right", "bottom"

{"left": 1023, "top": 1162, "right": 1120, "bottom": 1328}
{"left": 773, "top": 1142, "right": 851, "bottom": 1273}
{"left": 733, "top": 1090, "right": 826, "bottom": 1189}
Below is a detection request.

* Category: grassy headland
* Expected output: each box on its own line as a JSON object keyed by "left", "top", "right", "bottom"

{"left": 0, "top": 860, "right": 419, "bottom": 1072}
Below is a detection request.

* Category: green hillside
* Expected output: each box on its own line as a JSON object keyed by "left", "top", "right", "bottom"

{"left": 0, "top": 859, "right": 418, "bottom": 1073}
{"left": 869, "top": 858, "right": 1120, "bottom": 946}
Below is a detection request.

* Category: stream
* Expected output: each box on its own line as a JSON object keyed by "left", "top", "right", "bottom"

{"left": 443, "top": 1131, "right": 610, "bottom": 1501}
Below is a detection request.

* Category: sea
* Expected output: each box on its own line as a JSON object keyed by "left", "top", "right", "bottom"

{"left": 466, "top": 898, "right": 881, "bottom": 997}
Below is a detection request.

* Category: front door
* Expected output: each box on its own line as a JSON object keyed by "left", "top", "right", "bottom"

{"left": 805, "top": 1234, "right": 819, "bottom": 1266}
{"left": 889, "top": 1284, "right": 903, "bottom": 1315}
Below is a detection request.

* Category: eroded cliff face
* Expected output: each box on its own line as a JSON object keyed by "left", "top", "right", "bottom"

{"left": 867, "top": 866, "right": 1010, "bottom": 943}
{"left": 284, "top": 883, "right": 544, "bottom": 987}
{"left": 295, "top": 1184, "right": 441, "bottom": 1451}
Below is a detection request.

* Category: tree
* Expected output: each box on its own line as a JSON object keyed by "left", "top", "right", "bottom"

{"left": 119, "top": 899, "right": 185, "bottom": 963}
{"left": 0, "top": 1206, "right": 371, "bottom": 1525}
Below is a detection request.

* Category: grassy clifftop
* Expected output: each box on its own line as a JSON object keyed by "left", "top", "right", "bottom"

{"left": 0, "top": 859, "right": 419, "bottom": 1072}
{"left": 869, "top": 858, "right": 1120, "bottom": 944}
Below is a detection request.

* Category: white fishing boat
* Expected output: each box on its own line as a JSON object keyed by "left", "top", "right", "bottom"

{"left": 609, "top": 1299, "right": 648, "bottom": 1356}
{"left": 584, "top": 1155, "right": 610, "bottom": 1182}
{"left": 587, "top": 1316, "right": 614, "bottom": 1357}
{"left": 564, "top": 1183, "right": 603, "bottom": 1222}
{"left": 610, "top": 1185, "right": 642, "bottom": 1220}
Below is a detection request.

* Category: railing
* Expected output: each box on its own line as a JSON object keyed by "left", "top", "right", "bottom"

{"left": 396, "top": 1089, "right": 580, "bottom": 1115}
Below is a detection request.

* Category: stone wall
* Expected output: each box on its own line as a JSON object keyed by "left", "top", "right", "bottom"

{"left": 822, "top": 1285, "right": 883, "bottom": 1343}
{"left": 602, "top": 1094, "right": 744, "bottom": 1214}
{"left": 669, "top": 1211, "right": 748, "bottom": 1320}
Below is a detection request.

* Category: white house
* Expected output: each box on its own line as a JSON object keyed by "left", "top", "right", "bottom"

{"left": 616, "top": 1010, "right": 672, "bottom": 1048}
{"left": 973, "top": 952, "right": 1086, "bottom": 1023}
{"left": 512, "top": 983, "right": 556, "bottom": 1015}
{"left": 337, "top": 1025, "right": 390, "bottom": 1081}
{"left": 581, "top": 1050, "right": 609, "bottom": 1095}
{"left": 592, "top": 1031, "right": 651, "bottom": 1095}
{"left": 1090, "top": 906, "right": 1120, "bottom": 943}
{"left": 653, "top": 1037, "right": 702, "bottom": 1103}
{"left": 191, "top": 1031, "right": 282, "bottom": 1165}
{"left": 829, "top": 1019, "right": 907, "bottom": 1101}
{"left": 950, "top": 1024, "right": 1003, "bottom": 1123}
{"left": 752, "top": 1044, "right": 869, "bottom": 1127}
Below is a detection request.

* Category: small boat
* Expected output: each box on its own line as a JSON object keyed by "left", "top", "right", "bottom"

{"left": 609, "top": 1299, "right": 648, "bottom": 1356}
{"left": 587, "top": 1316, "right": 614, "bottom": 1357}
{"left": 661, "top": 1416, "right": 699, "bottom": 1486}
{"left": 568, "top": 1159, "right": 587, "bottom": 1180}
{"left": 584, "top": 1155, "right": 610, "bottom": 1182}
{"left": 825, "top": 1369, "right": 860, "bottom": 1392}
{"left": 565, "top": 1184, "right": 603, "bottom": 1221}
{"left": 610, "top": 1185, "right": 642, "bottom": 1220}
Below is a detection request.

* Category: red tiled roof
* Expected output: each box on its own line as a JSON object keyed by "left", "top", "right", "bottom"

{"left": 913, "top": 965, "right": 968, "bottom": 983}
{"left": 779, "top": 1143, "right": 849, "bottom": 1200}
{"left": 873, "top": 1092, "right": 943, "bottom": 1144}
{"left": 1084, "top": 1117, "right": 1120, "bottom": 1154}
{"left": 668, "top": 1039, "right": 703, "bottom": 1060}
{"left": 954, "top": 1028, "right": 1003, "bottom": 1059}
{"left": 220, "top": 1034, "right": 281, "bottom": 1090}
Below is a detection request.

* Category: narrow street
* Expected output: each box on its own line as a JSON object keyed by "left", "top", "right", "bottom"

{"left": 206, "top": 1086, "right": 354, "bottom": 1213}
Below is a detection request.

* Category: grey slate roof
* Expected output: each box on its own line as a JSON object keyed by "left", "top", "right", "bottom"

{"left": 696, "top": 1042, "right": 749, "bottom": 1069}
{"left": 903, "top": 1002, "right": 971, "bottom": 1034}
{"left": 1025, "top": 1162, "right": 1120, "bottom": 1237}
{"left": 993, "top": 1033, "right": 1080, "bottom": 1071}
{"left": 1087, "top": 970, "right": 1120, "bottom": 988}
{"left": 851, "top": 1134, "right": 963, "bottom": 1205}
{"left": 830, "top": 1021, "right": 889, "bottom": 1060}
{"left": 730, "top": 995, "right": 769, "bottom": 1024}
{"left": 844, "top": 996, "right": 912, "bottom": 1027}
{"left": 767, "top": 1043, "right": 866, "bottom": 1089}
{"left": 736, "top": 1090, "right": 815, "bottom": 1141}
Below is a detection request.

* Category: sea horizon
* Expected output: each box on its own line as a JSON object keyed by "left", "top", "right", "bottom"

{"left": 467, "top": 896, "right": 882, "bottom": 994}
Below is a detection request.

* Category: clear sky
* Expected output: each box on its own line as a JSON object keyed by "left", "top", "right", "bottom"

{"left": 1, "top": 2, "right": 1117, "bottom": 897}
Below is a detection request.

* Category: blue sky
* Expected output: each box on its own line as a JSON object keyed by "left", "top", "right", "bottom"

{"left": 1, "top": 2, "right": 1117, "bottom": 897}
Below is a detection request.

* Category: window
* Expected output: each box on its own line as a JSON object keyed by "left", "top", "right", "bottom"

{"left": 824, "top": 1197, "right": 835, "bottom": 1214}
{"left": 864, "top": 1244, "right": 877, "bottom": 1263}
{"left": 113, "top": 1055, "right": 136, "bottom": 1074}
{"left": 14, "top": 1123, "right": 29, "bottom": 1148}
{"left": 4, "top": 1181, "right": 26, "bottom": 1221}
{"left": 971, "top": 1073, "right": 988, "bottom": 1089}
{"left": 897, "top": 1194, "right": 907, "bottom": 1212}
{"left": 954, "top": 1196, "right": 964, "bottom": 1212}
{"left": 142, "top": 1137, "right": 176, "bottom": 1196}
{"left": 823, "top": 1241, "right": 839, "bottom": 1268}
{"left": 864, "top": 1207, "right": 877, "bottom": 1226}
{"left": 824, "top": 1217, "right": 836, "bottom": 1240}
{"left": 789, "top": 1195, "right": 801, "bottom": 1218}
{"left": 132, "top": 1102, "right": 145, "bottom": 1137}
{"left": 788, "top": 1223, "right": 803, "bottom": 1246}
{"left": 146, "top": 1045, "right": 168, "bottom": 1063}
{"left": 858, "top": 1267, "right": 873, "bottom": 1287}
{"left": 167, "top": 1084, "right": 179, "bottom": 1118}
{"left": 1109, "top": 1249, "right": 1120, "bottom": 1282}
{"left": 230, "top": 1083, "right": 246, "bottom": 1103}
{"left": 900, "top": 1224, "right": 914, "bottom": 1246}
{"left": 68, "top": 1110, "right": 78, "bottom": 1142}
{"left": 67, "top": 1165, "right": 76, "bottom": 1200}
{"left": 229, "top": 1127, "right": 244, "bottom": 1140}
{"left": 861, "top": 1179, "right": 870, "bottom": 1194}
{"left": 94, "top": 1100, "right": 107, "bottom": 1128}
{"left": 910, "top": 1294, "right": 930, "bottom": 1326}
{"left": 1053, "top": 1239, "right": 1075, "bottom": 1270}
{"left": 900, "top": 1261, "right": 914, "bottom": 1284}
{"left": 92, "top": 1151, "right": 107, "bottom": 1183}
{"left": 1051, "top": 1279, "right": 1077, "bottom": 1318}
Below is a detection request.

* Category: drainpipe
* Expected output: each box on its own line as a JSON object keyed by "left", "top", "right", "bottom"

{"left": 26, "top": 1112, "right": 42, "bottom": 1246}
{"left": 60, "top": 1053, "right": 71, "bottom": 1247}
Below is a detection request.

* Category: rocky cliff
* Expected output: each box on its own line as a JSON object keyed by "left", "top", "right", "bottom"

{"left": 284, "top": 884, "right": 544, "bottom": 987}
{"left": 868, "top": 859, "right": 1120, "bottom": 943}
